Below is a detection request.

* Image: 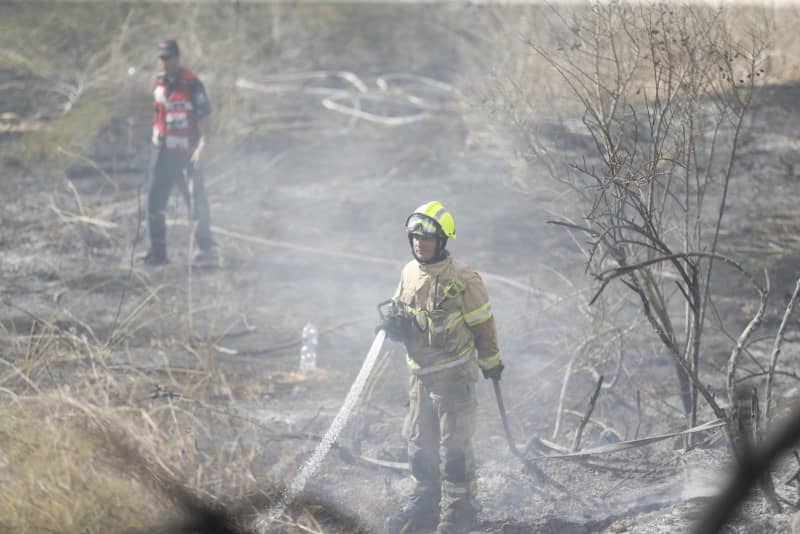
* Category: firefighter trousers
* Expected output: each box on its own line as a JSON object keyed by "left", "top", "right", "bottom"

{"left": 403, "top": 369, "right": 478, "bottom": 517}
{"left": 146, "top": 147, "right": 213, "bottom": 254}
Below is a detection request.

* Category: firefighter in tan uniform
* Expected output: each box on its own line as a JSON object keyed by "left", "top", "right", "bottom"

{"left": 380, "top": 201, "right": 504, "bottom": 534}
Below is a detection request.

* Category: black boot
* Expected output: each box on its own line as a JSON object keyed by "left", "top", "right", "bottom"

{"left": 435, "top": 502, "right": 477, "bottom": 534}
{"left": 384, "top": 494, "right": 439, "bottom": 534}
{"left": 192, "top": 246, "right": 219, "bottom": 269}
{"left": 140, "top": 247, "right": 168, "bottom": 266}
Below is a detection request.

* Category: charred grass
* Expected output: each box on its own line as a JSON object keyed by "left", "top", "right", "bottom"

{"left": 5, "top": 3, "right": 800, "bottom": 533}
{"left": 0, "top": 220, "right": 366, "bottom": 533}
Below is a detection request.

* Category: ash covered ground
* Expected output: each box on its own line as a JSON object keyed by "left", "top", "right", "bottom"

{"left": 3, "top": 4, "right": 800, "bottom": 534}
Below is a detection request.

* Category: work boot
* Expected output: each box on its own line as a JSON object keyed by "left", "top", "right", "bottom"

{"left": 384, "top": 494, "right": 439, "bottom": 534}
{"left": 435, "top": 503, "right": 477, "bottom": 534}
{"left": 140, "top": 248, "right": 168, "bottom": 266}
{"left": 191, "top": 247, "right": 219, "bottom": 269}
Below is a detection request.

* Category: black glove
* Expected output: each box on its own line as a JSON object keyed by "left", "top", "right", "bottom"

{"left": 481, "top": 361, "right": 504, "bottom": 381}
{"left": 376, "top": 314, "right": 407, "bottom": 342}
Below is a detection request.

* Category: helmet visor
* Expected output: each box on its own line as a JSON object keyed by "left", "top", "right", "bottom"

{"left": 405, "top": 214, "right": 441, "bottom": 236}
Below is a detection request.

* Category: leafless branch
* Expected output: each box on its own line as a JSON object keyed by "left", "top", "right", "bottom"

{"left": 571, "top": 375, "right": 604, "bottom": 452}
{"left": 764, "top": 277, "right": 800, "bottom": 431}
{"left": 727, "top": 271, "right": 769, "bottom": 412}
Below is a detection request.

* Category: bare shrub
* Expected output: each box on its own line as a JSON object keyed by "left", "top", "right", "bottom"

{"left": 476, "top": 2, "right": 775, "bottom": 437}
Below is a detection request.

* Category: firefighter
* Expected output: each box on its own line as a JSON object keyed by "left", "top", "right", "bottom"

{"left": 141, "top": 38, "right": 215, "bottom": 266}
{"left": 380, "top": 201, "right": 504, "bottom": 534}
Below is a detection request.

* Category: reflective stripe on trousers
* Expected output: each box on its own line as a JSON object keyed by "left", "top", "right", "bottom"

{"left": 403, "top": 373, "right": 478, "bottom": 508}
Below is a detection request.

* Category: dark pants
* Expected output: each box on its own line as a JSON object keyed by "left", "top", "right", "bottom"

{"left": 146, "top": 147, "right": 213, "bottom": 254}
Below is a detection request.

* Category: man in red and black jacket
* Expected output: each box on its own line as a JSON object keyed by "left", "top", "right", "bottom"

{"left": 142, "top": 38, "right": 214, "bottom": 266}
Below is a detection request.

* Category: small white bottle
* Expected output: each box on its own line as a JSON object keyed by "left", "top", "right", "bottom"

{"left": 299, "top": 322, "right": 318, "bottom": 370}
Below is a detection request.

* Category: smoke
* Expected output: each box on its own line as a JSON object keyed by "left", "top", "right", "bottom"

{"left": 10, "top": 3, "right": 793, "bottom": 532}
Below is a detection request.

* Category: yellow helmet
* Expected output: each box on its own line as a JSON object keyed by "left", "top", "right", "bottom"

{"left": 405, "top": 201, "right": 456, "bottom": 239}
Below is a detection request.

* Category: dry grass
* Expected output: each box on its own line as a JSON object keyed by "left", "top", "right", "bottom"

{"left": 0, "top": 291, "right": 363, "bottom": 533}
{"left": 0, "top": 204, "right": 359, "bottom": 534}
{"left": 4, "top": 3, "right": 800, "bottom": 532}
{"left": 0, "top": 399, "right": 164, "bottom": 533}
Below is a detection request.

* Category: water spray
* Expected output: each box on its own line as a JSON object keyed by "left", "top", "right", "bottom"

{"left": 254, "top": 329, "right": 387, "bottom": 532}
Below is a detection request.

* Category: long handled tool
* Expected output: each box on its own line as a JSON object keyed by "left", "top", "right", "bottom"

{"left": 491, "top": 377, "right": 569, "bottom": 492}
{"left": 492, "top": 377, "right": 526, "bottom": 460}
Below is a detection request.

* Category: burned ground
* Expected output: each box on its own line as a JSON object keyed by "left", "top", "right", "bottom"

{"left": 3, "top": 3, "right": 800, "bottom": 534}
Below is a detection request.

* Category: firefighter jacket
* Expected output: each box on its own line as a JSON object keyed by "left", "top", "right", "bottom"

{"left": 152, "top": 68, "right": 210, "bottom": 152}
{"left": 393, "top": 253, "right": 501, "bottom": 377}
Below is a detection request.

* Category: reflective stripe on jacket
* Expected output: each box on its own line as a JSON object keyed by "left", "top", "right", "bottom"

{"left": 393, "top": 254, "right": 501, "bottom": 376}
{"left": 152, "top": 68, "right": 209, "bottom": 152}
